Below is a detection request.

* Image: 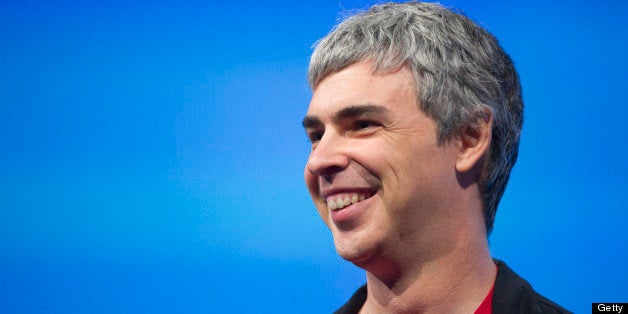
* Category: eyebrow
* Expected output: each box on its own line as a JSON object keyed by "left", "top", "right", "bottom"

{"left": 301, "top": 115, "right": 322, "bottom": 129}
{"left": 302, "top": 104, "right": 390, "bottom": 129}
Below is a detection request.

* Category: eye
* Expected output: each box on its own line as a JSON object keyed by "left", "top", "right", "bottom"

{"left": 354, "top": 120, "right": 380, "bottom": 130}
{"left": 307, "top": 130, "right": 324, "bottom": 143}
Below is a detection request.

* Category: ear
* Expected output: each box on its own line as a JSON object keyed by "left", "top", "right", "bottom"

{"left": 455, "top": 109, "right": 493, "bottom": 174}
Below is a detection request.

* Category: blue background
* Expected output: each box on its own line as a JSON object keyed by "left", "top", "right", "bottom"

{"left": 1, "top": 1, "right": 625, "bottom": 313}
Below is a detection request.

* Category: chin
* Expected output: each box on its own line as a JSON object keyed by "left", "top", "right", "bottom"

{"left": 333, "top": 236, "right": 379, "bottom": 266}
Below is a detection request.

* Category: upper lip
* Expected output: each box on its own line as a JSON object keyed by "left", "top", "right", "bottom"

{"left": 320, "top": 187, "right": 375, "bottom": 200}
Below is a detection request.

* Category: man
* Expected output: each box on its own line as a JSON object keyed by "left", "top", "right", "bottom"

{"left": 301, "top": 2, "right": 569, "bottom": 313}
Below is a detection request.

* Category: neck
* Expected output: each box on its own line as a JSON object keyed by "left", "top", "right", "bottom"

{"left": 359, "top": 211, "right": 496, "bottom": 313}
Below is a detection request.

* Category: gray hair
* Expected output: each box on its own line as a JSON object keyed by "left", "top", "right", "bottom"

{"left": 308, "top": 1, "right": 523, "bottom": 235}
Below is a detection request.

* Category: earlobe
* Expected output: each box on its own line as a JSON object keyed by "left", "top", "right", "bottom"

{"left": 455, "top": 111, "right": 493, "bottom": 174}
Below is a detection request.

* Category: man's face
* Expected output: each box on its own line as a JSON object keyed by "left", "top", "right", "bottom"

{"left": 303, "top": 61, "right": 461, "bottom": 265}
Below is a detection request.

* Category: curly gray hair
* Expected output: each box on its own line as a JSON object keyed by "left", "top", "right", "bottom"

{"left": 308, "top": 1, "right": 523, "bottom": 234}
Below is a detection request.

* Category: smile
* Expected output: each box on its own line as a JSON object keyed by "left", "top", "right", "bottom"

{"left": 326, "top": 192, "right": 373, "bottom": 211}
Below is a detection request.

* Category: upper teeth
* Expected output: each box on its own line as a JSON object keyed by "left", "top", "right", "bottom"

{"left": 326, "top": 193, "right": 367, "bottom": 211}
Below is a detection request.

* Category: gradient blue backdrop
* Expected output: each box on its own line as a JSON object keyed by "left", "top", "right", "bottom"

{"left": 1, "top": 1, "right": 626, "bottom": 313}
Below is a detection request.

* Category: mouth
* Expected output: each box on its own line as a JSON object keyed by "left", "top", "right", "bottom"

{"left": 324, "top": 191, "right": 374, "bottom": 211}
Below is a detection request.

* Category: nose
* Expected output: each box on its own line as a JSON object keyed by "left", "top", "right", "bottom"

{"left": 305, "top": 130, "right": 350, "bottom": 179}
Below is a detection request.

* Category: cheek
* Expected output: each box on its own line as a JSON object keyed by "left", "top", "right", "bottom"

{"left": 303, "top": 167, "right": 318, "bottom": 196}
{"left": 304, "top": 167, "right": 330, "bottom": 224}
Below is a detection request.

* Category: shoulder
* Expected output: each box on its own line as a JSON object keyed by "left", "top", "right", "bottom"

{"left": 334, "top": 284, "right": 367, "bottom": 314}
{"left": 493, "top": 259, "right": 571, "bottom": 314}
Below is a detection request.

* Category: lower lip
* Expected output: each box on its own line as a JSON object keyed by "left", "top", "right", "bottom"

{"left": 329, "top": 196, "right": 373, "bottom": 226}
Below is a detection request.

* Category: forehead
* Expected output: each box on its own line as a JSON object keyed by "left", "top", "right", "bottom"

{"left": 307, "top": 61, "right": 417, "bottom": 117}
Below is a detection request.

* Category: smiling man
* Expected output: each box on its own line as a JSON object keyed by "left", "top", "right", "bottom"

{"left": 302, "top": 2, "right": 569, "bottom": 313}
